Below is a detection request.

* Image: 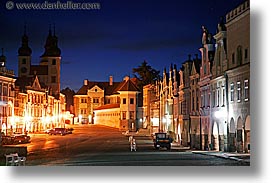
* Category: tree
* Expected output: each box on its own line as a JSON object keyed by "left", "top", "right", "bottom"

{"left": 132, "top": 60, "right": 160, "bottom": 89}
{"left": 61, "top": 87, "right": 75, "bottom": 112}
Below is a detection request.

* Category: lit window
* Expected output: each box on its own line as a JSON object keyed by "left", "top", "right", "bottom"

{"left": 244, "top": 80, "right": 249, "bottom": 101}
{"left": 93, "top": 98, "right": 99, "bottom": 103}
{"left": 230, "top": 83, "right": 234, "bottom": 102}
{"left": 237, "top": 81, "right": 241, "bottom": 102}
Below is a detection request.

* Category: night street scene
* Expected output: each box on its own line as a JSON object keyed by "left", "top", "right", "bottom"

{"left": 0, "top": 0, "right": 250, "bottom": 166}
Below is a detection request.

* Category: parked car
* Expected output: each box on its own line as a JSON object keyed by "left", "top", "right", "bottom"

{"left": 44, "top": 129, "right": 53, "bottom": 134}
{"left": 1, "top": 134, "right": 30, "bottom": 145}
{"left": 66, "top": 128, "right": 74, "bottom": 134}
{"left": 153, "top": 132, "right": 173, "bottom": 150}
{"left": 47, "top": 128, "right": 67, "bottom": 136}
{"left": 13, "top": 134, "right": 31, "bottom": 144}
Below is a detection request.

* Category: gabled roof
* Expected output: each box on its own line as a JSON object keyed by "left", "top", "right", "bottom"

{"left": 116, "top": 79, "right": 139, "bottom": 92}
{"left": 15, "top": 75, "right": 47, "bottom": 92}
{"left": 76, "top": 78, "right": 140, "bottom": 96}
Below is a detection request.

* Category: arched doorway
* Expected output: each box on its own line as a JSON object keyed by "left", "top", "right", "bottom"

{"left": 212, "top": 122, "right": 219, "bottom": 151}
{"left": 236, "top": 116, "right": 243, "bottom": 153}
{"left": 244, "top": 115, "right": 250, "bottom": 153}
{"left": 229, "top": 118, "right": 236, "bottom": 152}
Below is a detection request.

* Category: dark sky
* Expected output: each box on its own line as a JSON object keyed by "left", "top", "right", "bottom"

{"left": 0, "top": 0, "right": 244, "bottom": 91}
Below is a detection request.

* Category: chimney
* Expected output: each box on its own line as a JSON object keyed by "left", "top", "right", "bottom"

{"left": 84, "top": 79, "right": 88, "bottom": 86}
{"left": 109, "top": 76, "right": 113, "bottom": 86}
{"left": 123, "top": 76, "right": 130, "bottom": 81}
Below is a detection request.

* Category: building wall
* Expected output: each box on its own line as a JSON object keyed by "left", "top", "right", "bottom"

{"left": 226, "top": 0, "right": 250, "bottom": 153}
{"left": 0, "top": 74, "right": 16, "bottom": 136}
{"left": 94, "top": 108, "right": 120, "bottom": 128}
{"left": 119, "top": 91, "right": 138, "bottom": 131}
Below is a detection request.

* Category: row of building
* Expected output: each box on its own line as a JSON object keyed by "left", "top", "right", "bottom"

{"left": 73, "top": 0, "right": 250, "bottom": 153}
{"left": 0, "top": 26, "right": 67, "bottom": 136}
{"left": 143, "top": 0, "right": 250, "bottom": 152}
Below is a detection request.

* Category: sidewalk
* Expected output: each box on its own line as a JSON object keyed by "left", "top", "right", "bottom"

{"left": 192, "top": 150, "right": 250, "bottom": 163}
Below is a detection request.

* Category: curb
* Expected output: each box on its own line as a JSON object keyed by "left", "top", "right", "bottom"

{"left": 192, "top": 151, "right": 249, "bottom": 163}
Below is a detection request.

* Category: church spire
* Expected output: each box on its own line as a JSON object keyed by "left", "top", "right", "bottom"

{"left": 18, "top": 24, "right": 32, "bottom": 56}
{"left": 41, "top": 24, "right": 61, "bottom": 57}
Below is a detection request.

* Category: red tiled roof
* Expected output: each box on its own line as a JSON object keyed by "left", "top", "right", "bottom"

{"left": 76, "top": 78, "right": 140, "bottom": 95}
{"left": 117, "top": 79, "right": 139, "bottom": 92}
{"left": 94, "top": 103, "right": 120, "bottom": 110}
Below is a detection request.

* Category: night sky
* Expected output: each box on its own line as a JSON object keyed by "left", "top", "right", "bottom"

{"left": 0, "top": 0, "right": 244, "bottom": 91}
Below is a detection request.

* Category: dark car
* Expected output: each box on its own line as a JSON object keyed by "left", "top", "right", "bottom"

{"left": 153, "top": 132, "right": 173, "bottom": 150}
{"left": 48, "top": 128, "right": 67, "bottom": 136}
{"left": 13, "top": 134, "right": 31, "bottom": 144}
{"left": 1, "top": 134, "right": 30, "bottom": 145}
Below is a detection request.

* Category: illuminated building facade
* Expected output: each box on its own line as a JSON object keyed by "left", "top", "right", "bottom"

{"left": 198, "top": 26, "right": 215, "bottom": 150}
{"left": 225, "top": 0, "right": 250, "bottom": 153}
{"left": 74, "top": 76, "right": 141, "bottom": 131}
{"left": 0, "top": 49, "right": 16, "bottom": 136}
{"left": 5, "top": 25, "right": 67, "bottom": 134}
{"left": 144, "top": 0, "right": 250, "bottom": 153}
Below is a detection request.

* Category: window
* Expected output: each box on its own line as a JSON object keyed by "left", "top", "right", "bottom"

{"left": 222, "top": 86, "right": 225, "bottom": 106}
{"left": 81, "top": 109, "right": 86, "bottom": 115}
{"left": 237, "top": 46, "right": 243, "bottom": 65}
{"left": 51, "top": 76, "right": 56, "bottom": 83}
{"left": 122, "top": 111, "right": 126, "bottom": 120}
{"left": 22, "top": 59, "right": 26, "bottom": 64}
{"left": 81, "top": 98, "right": 87, "bottom": 103}
{"left": 122, "top": 98, "right": 126, "bottom": 104}
{"left": 237, "top": 81, "right": 241, "bottom": 102}
{"left": 196, "top": 89, "right": 199, "bottom": 111}
{"left": 52, "top": 59, "right": 56, "bottom": 65}
{"left": 230, "top": 83, "right": 234, "bottom": 102}
{"left": 130, "top": 111, "right": 134, "bottom": 119}
{"left": 217, "top": 88, "right": 220, "bottom": 107}
{"left": 95, "top": 89, "right": 97, "bottom": 92}
{"left": 212, "top": 90, "right": 216, "bottom": 107}
{"left": 244, "top": 80, "right": 249, "bottom": 101}
{"left": 93, "top": 98, "right": 99, "bottom": 103}
{"left": 232, "top": 53, "right": 235, "bottom": 64}
{"left": 204, "top": 65, "right": 206, "bottom": 75}
{"left": 130, "top": 98, "right": 134, "bottom": 104}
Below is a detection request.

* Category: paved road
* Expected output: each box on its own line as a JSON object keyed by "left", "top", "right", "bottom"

{"left": 16, "top": 125, "right": 248, "bottom": 166}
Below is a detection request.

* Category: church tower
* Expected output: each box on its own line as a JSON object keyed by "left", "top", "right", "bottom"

{"left": 18, "top": 25, "right": 32, "bottom": 77}
{"left": 40, "top": 25, "right": 61, "bottom": 96}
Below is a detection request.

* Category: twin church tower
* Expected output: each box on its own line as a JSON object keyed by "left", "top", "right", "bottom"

{"left": 17, "top": 25, "right": 61, "bottom": 97}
